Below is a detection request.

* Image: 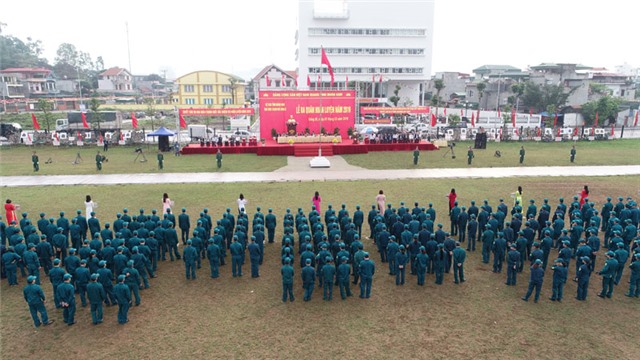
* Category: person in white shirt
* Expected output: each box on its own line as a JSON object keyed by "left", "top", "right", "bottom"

{"left": 237, "top": 194, "right": 248, "bottom": 214}
{"left": 85, "top": 195, "right": 97, "bottom": 216}
{"left": 162, "top": 193, "right": 174, "bottom": 214}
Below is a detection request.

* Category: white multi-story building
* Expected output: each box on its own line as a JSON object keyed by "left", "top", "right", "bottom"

{"left": 296, "top": 0, "right": 434, "bottom": 106}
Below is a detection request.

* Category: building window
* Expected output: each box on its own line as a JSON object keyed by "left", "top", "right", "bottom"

{"left": 222, "top": 98, "right": 233, "bottom": 105}
{"left": 221, "top": 85, "right": 232, "bottom": 92}
{"left": 184, "top": 85, "right": 195, "bottom": 92}
{"left": 203, "top": 98, "right": 214, "bottom": 105}
{"left": 308, "top": 28, "right": 426, "bottom": 37}
{"left": 185, "top": 98, "right": 195, "bottom": 105}
{"left": 203, "top": 85, "right": 213, "bottom": 92}
{"left": 309, "top": 47, "right": 424, "bottom": 56}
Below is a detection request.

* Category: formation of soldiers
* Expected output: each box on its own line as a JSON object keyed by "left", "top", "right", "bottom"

{"left": 2, "top": 193, "right": 639, "bottom": 328}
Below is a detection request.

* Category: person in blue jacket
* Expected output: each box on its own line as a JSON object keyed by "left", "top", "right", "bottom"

{"left": 395, "top": 245, "right": 408, "bottom": 285}
{"left": 281, "top": 257, "right": 294, "bottom": 302}
{"left": 576, "top": 257, "right": 592, "bottom": 301}
{"left": 506, "top": 244, "right": 520, "bottom": 286}
{"left": 182, "top": 239, "right": 198, "bottom": 280}
{"left": 302, "top": 258, "right": 316, "bottom": 301}
{"left": 113, "top": 275, "right": 131, "bottom": 324}
{"left": 337, "top": 257, "right": 352, "bottom": 299}
{"left": 522, "top": 259, "right": 544, "bottom": 303}
{"left": 358, "top": 252, "right": 375, "bottom": 299}
{"left": 56, "top": 273, "right": 76, "bottom": 325}
{"left": 23, "top": 275, "right": 54, "bottom": 327}
{"left": 549, "top": 259, "right": 568, "bottom": 302}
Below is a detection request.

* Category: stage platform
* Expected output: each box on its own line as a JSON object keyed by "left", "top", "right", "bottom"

{"left": 181, "top": 139, "right": 439, "bottom": 156}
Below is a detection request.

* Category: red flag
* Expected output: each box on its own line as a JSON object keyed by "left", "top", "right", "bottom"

{"left": 99, "top": 134, "right": 103, "bottom": 142}
{"left": 444, "top": 107, "right": 447, "bottom": 116}
{"left": 31, "top": 113, "right": 41, "bottom": 130}
{"left": 77, "top": 131, "right": 82, "bottom": 140}
{"left": 372, "top": 74, "right": 375, "bottom": 83}
{"left": 345, "top": 75, "right": 348, "bottom": 87}
{"left": 320, "top": 48, "right": 334, "bottom": 87}
{"left": 179, "top": 110, "right": 187, "bottom": 129}
{"left": 295, "top": 76, "right": 298, "bottom": 87}
{"left": 379, "top": 75, "right": 383, "bottom": 83}
{"left": 460, "top": 108, "right": 464, "bottom": 117}
{"left": 557, "top": 127, "right": 561, "bottom": 136}
{"left": 573, "top": 127, "right": 579, "bottom": 136}
{"left": 536, "top": 127, "right": 541, "bottom": 137}
{"left": 27, "top": 132, "right": 32, "bottom": 142}
{"left": 281, "top": 73, "right": 286, "bottom": 87}
{"left": 81, "top": 112, "right": 89, "bottom": 129}
{"left": 131, "top": 112, "right": 138, "bottom": 129}
{"left": 529, "top": 107, "right": 533, "bottom": 116}
{"left": 54, "top": 132, "right": 59, "bottom": 141}
{"left": 476, "top": 109, "right": 480, "bottom": 122}
{"left": 553, "top": 113, "right": 558, "bottom": 127}
{"left": 594, "top": 111, "right": 599, "bottom": 127}
{"left": 317, "top": 74, "right": 321, "bottom": 86}
{"left": 610, "top": 125, "right": 615, "bottom": 136}
{"left": 430, "top": 113, "right": 437, "bottom": 127}
{"left": 511, "top": 108, "right": 516, "bottom": 127}
{"left": 635, "top": 110, "right": 639, "bottom": 126}
{"left": 471, "top": 112, "right": 475, "bottom": 127}
{"left": 306, "top": 75, "right": 311, "bottom": 87}
{"left": 497, "top": 108, "right": 501, "bottom": 118}
{"left": 120, "top": 131, "right": 124, "bottom": 141}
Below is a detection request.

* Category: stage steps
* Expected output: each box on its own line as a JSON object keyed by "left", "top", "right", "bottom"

{"left": 294, "top": 144, "right": 333, "bottom": 157}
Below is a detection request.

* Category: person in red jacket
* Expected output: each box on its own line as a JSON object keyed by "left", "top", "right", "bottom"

{"left": 446, "top": 189, "right": 457, "bottom": 213}
{"left": 4, "top": 199, "right": 19, "bottom": 225}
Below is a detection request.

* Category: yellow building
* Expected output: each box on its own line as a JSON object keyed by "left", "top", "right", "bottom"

{"left": 173, "top": 70, "right": 246, "bottom": 107}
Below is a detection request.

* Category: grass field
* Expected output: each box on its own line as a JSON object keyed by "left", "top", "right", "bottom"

{"left": 342, "top": 139, "right": 640, "bottom": 169}
{"left": 1, "top": 177, "right": 639, "bottom": 359}
{"left": 0, "top": 146, "right": 286, "bottom": 175}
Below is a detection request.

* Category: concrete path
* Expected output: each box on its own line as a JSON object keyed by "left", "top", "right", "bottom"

{"left": 2, "top": 165, "right": 639, "bottom": 187}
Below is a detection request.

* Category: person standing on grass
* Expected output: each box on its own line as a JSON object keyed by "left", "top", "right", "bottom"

{"left": 237, "top": 194, "right": 248, "bottom": 214}
{"left": 597, "top": 251, "right": 618, "bottom": 298}
{"left": 312, "top": 191, "right": 322, "bottom": 212}
{"left": 549, "top": 259, "right": 568, "bottom": 302}
{"left": 114, "top": 275, "right": 131, "bottom": 324}
{"left": 248, "top": 236, "right": 261, "bottom": 278}
{"left": 446, "top": 189, "right": 457, "bottom": 213}
{"left": 506, "top": 244, "right": 520, "bottom": 286}
{"left": 376, "top": 190, "right": 386, "bottom": 212}
{"left": 281, "top": 257, "right": 294, "bottom": 303}
{"left": 216, "top": 149, "right": 223, "bottom": 168}
{"left": 302, "top": 258, "right": 316, "bottom": 301}
{"left": 95, "top": 151, "right": 103, "bottom": 171}
{"left": 358, "top": 252, "right": 375, "bottom": 298}
{"left": 157, "top": 151, "right": 164, "bottom": 170}
{"left": 23, "top": 275, "right": 54, "bottom": 327}
{"left": 182, "top": 239, "right": 197, "bottom": 280}
{"left": 625, "top": 253, "right": 640, "bottom": 297}
{"left": 413, "top": 146, "right": 420, "bottom": 165}
{"left": 87, "top": 273, "right": 105, "bottom": 325}
{"left": 576, "top": 257, "right": 592, "bottom": 301}
{"left": 579, "top": 185, "right": 589, "bottom": 209}
{"left": 452, "top": 242, "right": 466, "bottom": 284}
{"left": 467, "top": 146, "right": 474, "bottom": 165}
{"left": 570, "top": 145, "right": 576, "bottom": 163}
{"left": 522, "top": 259, "right": 544, "bottom": 303}
{"left": 519, "top": 146, "right": 525, "bottom": 164}
{"left": 337, "top": 256, "right": 352, "bottom": 300}
{"left": 162, "top": 193, "right": 173, "bottom": 215}
{"left": 32, "top": 151, "right": 39, "bottom": 172}
{"left": 4, "top": 199, "right": 19, "bottom": 226}
{"left": 57, "top": 273, "right": 76, "bottom": 325}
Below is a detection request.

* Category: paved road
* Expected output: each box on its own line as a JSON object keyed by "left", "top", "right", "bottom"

{"left": 2, "top": 164, "right": 639, "bottom": 187}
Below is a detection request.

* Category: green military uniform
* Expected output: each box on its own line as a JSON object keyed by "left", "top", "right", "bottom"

{"left": 216, "top": 150, "right": 222, "bottom": 169}
{"left": 32, "top": 152, "right": 39, "bottom": 172}
{"left": 413, "top": 148, "right": 419, "bottom": 165}
{"left": 86, "top": 274, "right": 106, "bottom": 325}
{"left": 519, "top": 146, "right": 525, "bottom": 164}
{"left": 570, "top": 146, "right": 576, "bottom": 163}
{"left": 467, "top": 148, "right": 474, "bottom": 165}
{"left": 95, "top": 152, "right": 103, "bottom": 171}
{"left": 157, "top": 152, "right": 164, "bottom": 170}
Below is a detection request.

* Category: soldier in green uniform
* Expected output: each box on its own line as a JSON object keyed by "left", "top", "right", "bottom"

{"left": 570, "top": 145, "right": 576, "bottom": 163}
{"left": 216, "top": 149, "right": 223, "bottom": 169}
{"left": 32, "top": 151, "right": 39, "bottom": 172}
{"left": 57, "top": 274, "right": 76, "bottom": 325}
{"left": 87, "top": 273, "right": 106, "bottom": 325}
{"left": 281, "top": 257, "right": 294, "bottom": 302}
{"left": 95, "top": 151, "right": 103, "bottom": 171}
{"left": 597, "top": 251, "right": 619, "bottom": 298}
{"left": 519, "top": 146, "right": 525, "bottom": 164}
{"left": 322, "top": 257, "right": 336, "bottom": 300}
{"left": 413, "top": 146, "right": 420, "bottom": 165}
{"left": 157, "top": 151, "right": 164, "bottom": 170}
{"left": 23, "top": 275, "right": 54, "bottom": 327}
{"left": 113, "top": 275, "right": 131, "bottom": 324}
{"left": 467, "top": 146, "right": 474, "bottom": 165}
{"left": 625, "top": 252, "right": 640, "bottom": 297}
{"left": 452, "top": 242, "right": 466, "bottom": 284}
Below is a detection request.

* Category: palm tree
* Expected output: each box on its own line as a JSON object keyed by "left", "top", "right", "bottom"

{"left": 476, "top": 81, "right": 487, "bottom": 110}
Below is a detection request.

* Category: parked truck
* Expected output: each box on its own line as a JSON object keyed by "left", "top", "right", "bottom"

{"left": 187, "top": 124, "right": 215, "bottom": 141}
{"left": 56, "top": 111, "right": 123, "bottom": 132}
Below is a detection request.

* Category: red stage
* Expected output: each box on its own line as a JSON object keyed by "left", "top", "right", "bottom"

{"left": 181, "top": 138, "right": 438, "bottom": 156}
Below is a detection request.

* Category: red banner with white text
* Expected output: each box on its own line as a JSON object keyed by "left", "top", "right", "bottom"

{"left": 259, "top": 90, "right": 355, "bottom": 139}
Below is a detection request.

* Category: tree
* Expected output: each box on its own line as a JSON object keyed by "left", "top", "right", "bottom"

{"left": 581, "top": 95, "right": 620, "bottom": 126}
{"left": 144, "top": 98, "right": 156, "bottom": 130}
{"left": 476, "top": 81, "right": 487, "bottom": 110}
{"left": 389, "top": 85, "right": 401, "bottom": 106}
{"left": 511, "top": 83, "right": 525, "bottom": 112}
{"left": 521, "top": 81, "right": 573, "bottom": 114}
{"left": 145, "top": 73, "right": 164, "bottom": 82}
{"left": 36, "top": 99, "right": 54, "bottom": 132}
{"left": 448, "top": 114, "right": 461, "bottom": 127}
{"left": 434, "top": 79, "right": 445, "bottom": 116}
{"left": 229, "top": 77, "right": 238, "bottom": 105}
{"left": 53, "top": 43, "right": 95, "bottom": 80}
{"left": 89, "top": 96, "right": 102, "bottom": 131}
{"left": 0, "top": 34, "right": 49, "bottom": 69}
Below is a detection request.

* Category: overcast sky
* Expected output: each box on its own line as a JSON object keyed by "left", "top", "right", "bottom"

{"left": 2, "top": 0, "right": 638, "bottom": 80}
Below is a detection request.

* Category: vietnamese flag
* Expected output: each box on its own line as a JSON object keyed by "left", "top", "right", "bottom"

{"left": 594, "top": 111, "right": 599, "bottom": 127}
{"left": 99, "top": 134, "right": 103, "bottom": 143}
{"left": 529, "top": 107, "right": 533, "bottom": 116}
{"left": 497, "top": 108, "right": 501, "bottom": 118}
{"left": 557, "top": 127, "right": 561, "bottom": 136}
{"left": 31, "top": 113, "right": 41, "bottom": 130}
{"left": 81, "top": 112, "right": 89, "bottom": 128}
{"left": 345, "top": 75, "right": 349, "bottom": 87}
{"left": 471, "top": 112, "right": 475, "bottom": 127}
{"left": 179, "top": 110, "right": 187, "bottom": 129}
{"left": 120, "top": 131, "right": 124, "bottom": 141}
{"left": 54, "top": 132, "right": 59, "bottom": 141}
{"left": 611, "top": 125, "right": 615, "bottom": 136}
{"left": 320, "top": 47, "right": 334, "bottom": 87}
{"left": 634, "top": 110, "right": 639, "bottom": 126}
{"left": 317, "top": 74, "right": 321, "bottom": 86}
{"left": 553, "top": 113, "right": 558, "bottom": 127}
{"left": 444, "top": 107, "right": 447, "bottom": 116}
{"left": 511, "top": 108, "right": 516, "bottom": 127}
{"left": 295, "top": 76, "right": 298, "bottom": 87}
{"left": 77, "top": 131, "right": 83, "bottom": 141}
{"left": 306, "top": 75, "right": 311, "bottom": 87}
{"left": 131, "top": 112, "right": 138, "bottom": 129}
{"left": 379, "top": 75, "right": 383, "bottom": 83}
{"left": 281, "top": 74, "right": 286, "bottom": 87}
{"left": 573, "top": 127, "right": 579, "bottom": 136}
{"left": 460, "top": 108, "right": 464, "bottom": 117}
{"left": 430, "top": 113, "right": 437, "bottom": 127}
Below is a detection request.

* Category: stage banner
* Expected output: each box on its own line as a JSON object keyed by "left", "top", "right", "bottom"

{"left": 259, "top": 90, "right": 355, "bottom": 139}
{"left": 361, "top": 106, "right": 430, "bottom": 115}
{"left": 181, "top": 108, "right": 254, "bottom": 116}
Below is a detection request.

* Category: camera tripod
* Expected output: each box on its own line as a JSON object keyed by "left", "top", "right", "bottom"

{"left": 72, "top": 152, "right": 82, "bottom": 165}
{"left": 134, "top": 149, "right": 148, "bottom": 163}
{"left": 441, "top": 146, "right": 456, "bottom": 159}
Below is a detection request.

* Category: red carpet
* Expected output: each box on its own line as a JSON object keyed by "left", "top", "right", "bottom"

{"left": 181, "top": 139, "right": 438, "bottom": 156}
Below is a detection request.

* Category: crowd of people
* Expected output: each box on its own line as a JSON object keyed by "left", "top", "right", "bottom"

{"left": 2, "top": 187, "right": 639, "bottom": 328}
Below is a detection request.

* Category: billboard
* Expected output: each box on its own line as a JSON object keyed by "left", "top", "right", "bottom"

{"left": 259, "top": 90, "right": 355, "bottom": 139}
{"left": 180, "top": 108, "right": 254, "bottom": 116}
